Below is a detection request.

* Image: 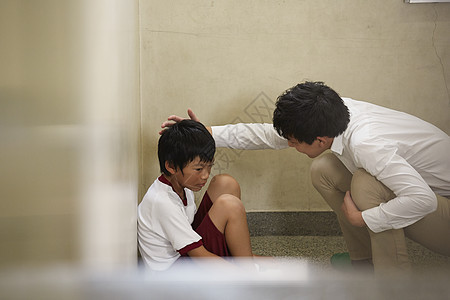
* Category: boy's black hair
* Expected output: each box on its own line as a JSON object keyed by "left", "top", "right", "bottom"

{"left": 158, "top": 119, "right": 215, "bottom": 176}
{"left": 273, "top": 81, "right": 350, "bottom": 145}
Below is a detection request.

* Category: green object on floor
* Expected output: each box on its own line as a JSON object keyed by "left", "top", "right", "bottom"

{"left": 330, "top": 252, "right": 352, "bottom": 269}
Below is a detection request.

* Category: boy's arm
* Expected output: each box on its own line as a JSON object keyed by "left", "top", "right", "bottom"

{"left": 187, "top": 245, "right": 221, "bottom": 258}
{"left": 188, "top": 245, "right": 262, "bottom": 272}
{"left": 187, "top": 245, "right": 240, "bottom": 269}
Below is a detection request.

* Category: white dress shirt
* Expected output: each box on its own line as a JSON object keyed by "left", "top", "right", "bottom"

{"left": 212, "top": 97, "right": 450, "bottom": 233}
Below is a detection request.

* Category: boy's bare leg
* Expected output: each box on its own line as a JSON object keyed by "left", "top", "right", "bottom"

{"left": 206, "top": 174, "right": 253, "bottom": 256}
{"left": 208, "top": 195, "right": 253, "bottom": 256}
{"left": 207, "top": 173, "right": 241, "bottom": 200}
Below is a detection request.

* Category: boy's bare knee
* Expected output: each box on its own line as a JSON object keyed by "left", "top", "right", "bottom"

{"left": 211, "top": 173, "right": 239, "bottom": 188}
{"left": 215, "top": 194, "right": 245, "bottom": 215}
{"left": 209, "top": 174, "right": 241, "bottom": 198}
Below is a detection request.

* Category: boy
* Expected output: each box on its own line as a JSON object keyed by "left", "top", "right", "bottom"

{"left": 138, "top": 119, "right": 254, "bottom": 271}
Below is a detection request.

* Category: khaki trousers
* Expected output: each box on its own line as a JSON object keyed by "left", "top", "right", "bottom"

{"left": 311, "top": 153, "right": 450, "bottom": 273}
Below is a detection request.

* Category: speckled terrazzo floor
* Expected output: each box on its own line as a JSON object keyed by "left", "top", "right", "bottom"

{"left": 250, "top": 235, "right": 450, "bottom": 273}
{"left": 246, "top": 212, "right": 450, "bottom": 273}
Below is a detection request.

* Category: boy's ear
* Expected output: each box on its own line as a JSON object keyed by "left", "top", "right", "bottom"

{"left": 165, "top": 161, "right": 177, "bottom": 175}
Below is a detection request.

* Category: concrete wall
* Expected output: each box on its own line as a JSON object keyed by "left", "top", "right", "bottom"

{"left": 140, "top": 0, "right": 450, "bottom": 211}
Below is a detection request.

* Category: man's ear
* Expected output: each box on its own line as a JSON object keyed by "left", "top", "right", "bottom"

{"left": 316, "top": 136, "right": 331, "bottom": 147}
{"left": 165, "top": 161, "right": 177, "bottom": 175}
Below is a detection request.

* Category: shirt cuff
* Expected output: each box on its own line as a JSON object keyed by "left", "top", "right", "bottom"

{"left": 362, "top": 207, "right": 393, "bottom": 233}
{"left": 178, "top": 240, "right": 203, "bottom": 255}
{"left": 211, "top": 126, "right": 227, "bottom": 148}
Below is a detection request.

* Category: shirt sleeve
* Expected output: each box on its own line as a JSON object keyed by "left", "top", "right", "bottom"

{"left": 156, "top": 200, "right": 202, "bottom": 251}
{"left": 211, "top": 123, "right": 289, "bottom": 150}
{"left": 354, "top": 141, "right": 437, "bottom": 233}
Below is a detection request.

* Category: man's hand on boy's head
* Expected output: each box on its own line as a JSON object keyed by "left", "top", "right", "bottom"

{"left": 159, "top": 109, "right": 200, "bottom": 134}
{"left": 342, "top": 191, "right": 366, "bottom": 227}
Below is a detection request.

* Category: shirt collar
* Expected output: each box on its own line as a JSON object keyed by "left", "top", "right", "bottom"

{"left": 158, "top": 174, "right": 172, "bottom": 186}
{"left": 331, "top": 134, "right": 344, "bottom": 155}
{"left": 158, "top": 175, "right": 187, "bottom": 206}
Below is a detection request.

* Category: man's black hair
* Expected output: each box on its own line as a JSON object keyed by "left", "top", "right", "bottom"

{"left": 158, "top": 119, "right": 215, "bottom": 176}
{"left": 273, "top": 81, "right": 350, "bottom": 144}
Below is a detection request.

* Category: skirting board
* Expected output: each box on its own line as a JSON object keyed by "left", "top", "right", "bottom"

{"left": 247, "top": 211, "right": 342, "bottom": 237}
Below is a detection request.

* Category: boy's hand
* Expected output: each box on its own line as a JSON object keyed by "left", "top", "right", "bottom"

{"left": 342, "top": 191, "right": 366, "bottom": 227}
{"left": 160, "top": 109, "right": 200, "bottom": 134}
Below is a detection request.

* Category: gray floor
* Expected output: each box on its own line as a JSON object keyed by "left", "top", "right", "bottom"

{"left": 250, "top": 235, "right": 450, "bottom": 273}
{"left": 246, "top": 211, "right": 450, "bottom": 274}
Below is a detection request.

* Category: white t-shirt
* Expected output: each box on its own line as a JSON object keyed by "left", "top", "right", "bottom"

{"left": 212, "top": 97, "right": 450, "bottom": 233}
{"left": 137, "top": 175, "right": 202, "bottom": 271}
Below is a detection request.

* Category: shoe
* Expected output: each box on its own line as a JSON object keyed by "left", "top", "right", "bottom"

{"left": 330, "top": 252, "right": 352, "bottom": 270}
{"left": 330, "top": 252, "right": 374, "bottom": 272}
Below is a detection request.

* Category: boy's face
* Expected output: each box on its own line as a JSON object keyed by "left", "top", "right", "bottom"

{"left": 173, "top": 157, "right": 214, "bottom": 192}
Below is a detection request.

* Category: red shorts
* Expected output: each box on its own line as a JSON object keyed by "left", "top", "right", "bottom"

{"left": 183, "top": 192, "right": 230, "bottom": 257}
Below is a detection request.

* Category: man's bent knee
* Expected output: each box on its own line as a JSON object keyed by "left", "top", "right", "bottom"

{"left": 311, "top": 153, "right": 336, "bottom": 187}
{"left": 311, "top": 153, "right": 335, "bottom": 175}
{"left": 311, "top": 153, "right": 351, "bottom": 193}
{"left": 351, "top": 169, "right": 395, "bottom": 210}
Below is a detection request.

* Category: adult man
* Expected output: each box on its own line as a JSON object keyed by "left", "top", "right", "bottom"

{"left": 163, "top": 81, "right": 450, "bottom": 273}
